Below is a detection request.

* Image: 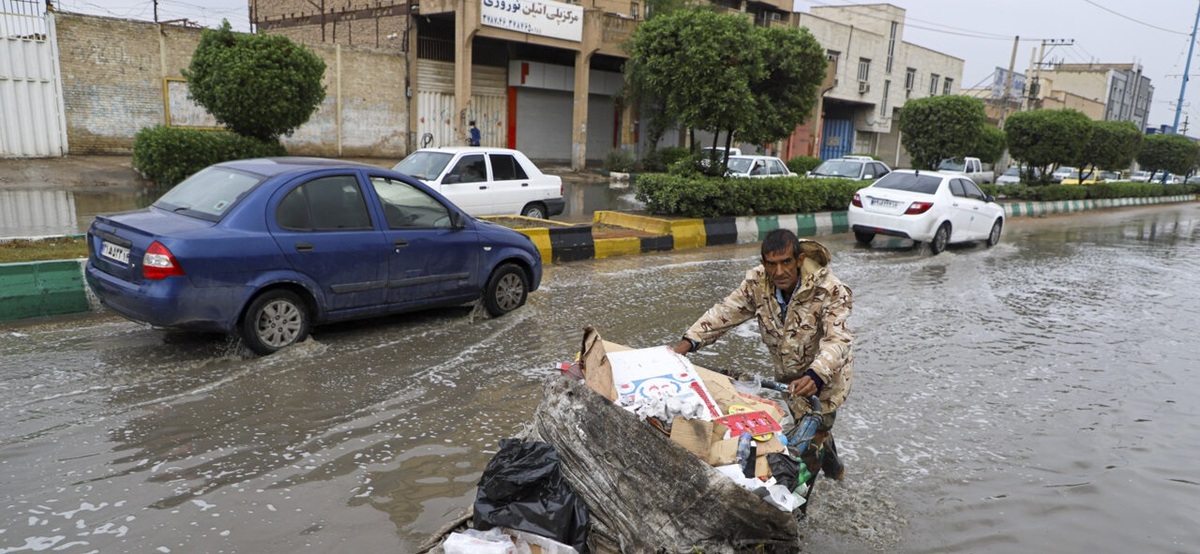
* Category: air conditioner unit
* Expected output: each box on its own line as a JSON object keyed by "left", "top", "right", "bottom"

{"left": 858, "top": 81, "right": 870, "bottom": 94}
{"left": 771, "top": 13, "right": 781, "bottom": 21}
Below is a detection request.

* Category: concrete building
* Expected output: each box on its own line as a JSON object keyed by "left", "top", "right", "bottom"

{"left": 788, "top": 3, "right": 964, "bottom": 168}
{"left": 1032, "top": 63, "right": 1153, "bottom": 130}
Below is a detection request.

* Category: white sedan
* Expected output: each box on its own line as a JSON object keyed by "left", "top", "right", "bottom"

{"left": 847, "top": 170, "right": 1005, "bottom": 254}
{"left": 393, "top": 147, "right": 564, "bottom": 218}
{"left": 725, "top": 155, "right": 797, "bottom": 178}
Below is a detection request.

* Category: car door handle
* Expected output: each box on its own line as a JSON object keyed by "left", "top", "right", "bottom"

{"left": 393, "top": 239, "right": 409, "bottom": 249}
{"left": 295, "top": 242, "right": 313, "bottom": 252}
{"left": 478, "top": 185, "right": 488, "bottom": 190}
{"left": 521, "top": 182, "right": 530, "bottom": 187}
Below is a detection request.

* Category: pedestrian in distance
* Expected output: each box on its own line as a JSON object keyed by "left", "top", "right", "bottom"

{"left": 468, "top": 120, "right": 481, "bottom": 146}
{"left": 671, "top": 228, "right": 854, "bottom": 483}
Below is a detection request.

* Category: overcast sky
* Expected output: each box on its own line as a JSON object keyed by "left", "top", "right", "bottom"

{"left": 56, "top": 0, "right": 1200, "bottom": 130}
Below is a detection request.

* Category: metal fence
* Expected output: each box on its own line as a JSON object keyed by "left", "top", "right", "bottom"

{"left": 1, "top": 0, "right": 46, "bottom": 39}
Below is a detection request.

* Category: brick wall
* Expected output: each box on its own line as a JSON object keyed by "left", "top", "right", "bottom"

{"left": 55, "top": 12, "right": 409, "bottom": 157}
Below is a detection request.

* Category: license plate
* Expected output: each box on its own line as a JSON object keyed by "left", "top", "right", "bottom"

{"left": 870, "top": 197, "right": 900, "bottom": 208}
{"left": 101, "top": 241, "right": 130, "bottom": 264}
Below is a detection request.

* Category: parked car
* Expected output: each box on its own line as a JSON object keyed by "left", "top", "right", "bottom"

{"left": 809, "top": 156, "right": 891, "bottom": 181}
{"left": 996, "top": 165, "right": 1042, "bottom": 185}
{"left": 1050, "top": 166, "right": 1077, "bottom": 183}
{"left": 725, "top": 155, "right": 797, "bottom": 178}
{"left": 701, "top": 146, "right": 742, "bottom": 158}
{"left": 1130, "top": 170, "right": 1152, "bottom": 182}
{"left": 847, "top": 170, "right": 1005, "bottom": 255}
{"left": 1061, "top": 170, "right": 1122, "bottom": 185}
{"left": 1149, "top": 170, "right": 1182, "bottom": 184}
{"left": 936, "top": 157, "right": 994, "bottom": 184}
{"left": 85, "top": 157, "right": 544, "bottom": 355}
{"left": 393, "top": 147, "right": 564, "bottom": 218}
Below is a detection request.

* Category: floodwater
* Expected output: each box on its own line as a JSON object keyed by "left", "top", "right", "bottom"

{"left": 0, "top": 204, "right": 1198, "bottom": 553}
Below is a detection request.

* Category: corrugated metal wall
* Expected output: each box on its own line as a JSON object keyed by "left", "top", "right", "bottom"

{"left": 820, "top": 118, "right": 854, "bottom": 160}
{"left": 416, "top": 61, "right": 506, "bottom": 148}
{"left": 0, "top": 7, "right": 67, "bottom": 158}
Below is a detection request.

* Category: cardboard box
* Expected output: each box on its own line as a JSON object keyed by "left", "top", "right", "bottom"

{"left": 579, "top": 327, "right": 787, "bottom": 477}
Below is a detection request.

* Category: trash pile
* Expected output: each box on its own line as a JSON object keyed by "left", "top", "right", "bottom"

{"left": 577, "top": 343, "right": 812, "bottom": 513}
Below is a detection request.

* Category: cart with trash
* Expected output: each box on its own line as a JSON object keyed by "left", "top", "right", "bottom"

{"left": 422, "top": 327, "right": 827, "bottom": 553}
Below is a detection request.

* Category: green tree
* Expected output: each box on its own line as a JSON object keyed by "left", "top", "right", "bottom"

{"left": 896, "top": 95, "right": 987, "bottom": 170}
{"left": 973, "top": 124, "right": 1007, "bottom": 165}
{"left": 1004, "top": 109, "right": 1092, "bottom": 183}
{"left": 183, "top": 21, "right": 327, "bottom": 142}
{"left": 1137, "top": 133, "right": 1200, "bottom": 177}
{"left": 1074, "top": 120, "right": 1142, "bottom": 179}
{"left": 625, "top": 9, "right": 825, "bottom": 167}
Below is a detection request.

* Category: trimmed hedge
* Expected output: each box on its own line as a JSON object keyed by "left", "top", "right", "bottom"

{"left": 133, "top": 125, "right": 288, "bottom": 186}
{"left": 637, "top": 175, "right": 1199, "bottom": 217}
{"left": 634, "top": 174, "right": 861, "bottom": 217}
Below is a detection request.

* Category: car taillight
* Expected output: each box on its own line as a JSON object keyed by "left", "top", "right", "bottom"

{"left": 851, "top": 193, "right": 863, "bottom": 208}
{"left": 905, "top": 201, "right": 934, "bottom": 215}
{"left": 143, "top": 241, "right": 185, "bottom": 280}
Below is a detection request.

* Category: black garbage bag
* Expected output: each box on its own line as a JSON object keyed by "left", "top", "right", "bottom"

{"left": 766, "top": 452, "right": 804, "bottom": 494}
{"left": 473, "top": 438, "right": 590, "bottom": 552}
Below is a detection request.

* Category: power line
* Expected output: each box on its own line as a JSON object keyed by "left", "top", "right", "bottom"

{"left": 1080, "top": 0, "right": 1189, "bottom": 36}
{"left": 798, "top": 0, "right": 1054, "bottom": 43}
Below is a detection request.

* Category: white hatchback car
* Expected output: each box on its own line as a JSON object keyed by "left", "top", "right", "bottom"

{"left": 848, "top": 170, "right": 1005, "bottom": 254}
{"left": 393, "top": 147, "right": 564, "bottom": 218}
{"left": 725, "top": 155, "right": 796, "bottom": 178}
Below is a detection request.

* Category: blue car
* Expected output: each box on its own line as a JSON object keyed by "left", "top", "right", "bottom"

{"left": 85, "top": 157, "right": 543, "bottom": 354}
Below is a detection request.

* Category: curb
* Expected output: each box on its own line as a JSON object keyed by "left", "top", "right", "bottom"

{"left": 2, "top": 194, "right": 1195, "bottom": 323}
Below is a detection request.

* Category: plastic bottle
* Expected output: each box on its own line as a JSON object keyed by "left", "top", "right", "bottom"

{"left": 737, "top": 432, "right": 755, "bottom": 478}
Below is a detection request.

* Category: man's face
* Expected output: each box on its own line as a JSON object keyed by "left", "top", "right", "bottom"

{"left": 762, "top": 243, "right": 804, "bottom": 292}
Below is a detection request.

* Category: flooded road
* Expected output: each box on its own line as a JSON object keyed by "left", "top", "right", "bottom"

{"left": 2, "top": 204, "right": 1198, "bottom": 553}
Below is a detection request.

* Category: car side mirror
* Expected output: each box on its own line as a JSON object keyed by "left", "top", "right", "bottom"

{"left": 985, "top": 194, "right": 996, "bottom": 203}
{"left": 450, "top": 210, "right": 467, "bottom": 229}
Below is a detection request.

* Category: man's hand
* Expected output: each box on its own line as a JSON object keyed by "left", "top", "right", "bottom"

{"left": 671, "top": 340, "right": 692, "bottom": 355}
{"left": 789, "top": 375, "right": 819, "bottom": 397}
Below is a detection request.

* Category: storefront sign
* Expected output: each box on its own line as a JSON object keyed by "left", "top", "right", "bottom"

{"left": 481, "top": 0, "right": 583, "bottom": 42}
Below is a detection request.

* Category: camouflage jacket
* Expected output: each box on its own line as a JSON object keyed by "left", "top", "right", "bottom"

{"left": 683, "top": 239, "right": 854, "bottom": 412}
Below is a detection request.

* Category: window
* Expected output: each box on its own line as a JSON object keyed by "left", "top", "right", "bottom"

{"left": 490, "top": 154, "right": 529, "bottom": 180}
{"left": 153, "top": 167, "right": 262, "bottom": 222}
{"left": 277, "top": 175, "right": 372, "bottom": 231}
{"left": 767, "top": 159, "right": 788, "bottom": 175}
{"left": 905, "top": 68, "right": 916, "bottom": 93}
{"left": 881, "top": 80, "right": 891, "bottom": 113}
{"left": 370, "top": 176, "right": 452, "bottom": 229}
{"left": 929, "top": 73, "right": 940, "bottom": 96}
{"left": 943, "top": 77, "right": 954, "bottom": 96}
{"left": 445, "top": 154, "right": 487, "bottom": 184}
{"left": 886, "top": 21, "right": 898, "bottom": 74}
{"left": 857, "top": 58, "right": 871, "bottom": 82}
{"left": 827, "top": 50, "right": 840, "bottom": 73}
{"left": 631, "top": 2, "right": 638, "bottom": 19}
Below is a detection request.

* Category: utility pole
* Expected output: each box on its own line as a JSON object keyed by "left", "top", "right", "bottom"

{"left": 1029, "top": 38, "right": 1074, "bottom": 110}
{"left": 998, "top": 35, "right": 1019, "bottom": 129}
{"left": 1173, "top": 1, "right": 1200, "bottom": 134}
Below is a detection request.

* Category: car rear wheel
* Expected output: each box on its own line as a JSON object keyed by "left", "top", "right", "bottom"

{"left": 986, "top": 219, "right": 1003, "bottom": 247}
{"left": 854, "top": 230, "right": 875, "bottom": 245}
{"left": 241, "top": 290, "right": 310, "bottom": 355}
{"left": 930, "top": 223, "right": 951, "bottom": 255}
{"left": 520, "top": 203, "right": 547, "bottom": 219}
{"left": 483, "top": 264, "right": 528, "bottom": 316}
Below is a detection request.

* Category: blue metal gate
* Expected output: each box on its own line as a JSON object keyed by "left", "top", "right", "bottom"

{"left": 820, "top": 118, "right": 854, "bottom": 160}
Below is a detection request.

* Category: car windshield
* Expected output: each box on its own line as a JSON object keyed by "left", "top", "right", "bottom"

{"left": 936, "top": 158, "right": 965, "bottom": 171}
{"left": 153, "top": 167, "right": 263, "bottom": 221}
{"left": 812, "top": 160, "right": 862, "bottom": 177}
{"left": 726, "top": 158, "right": 753, "bottom": 173}
{"left": 872, "top": 172, "right": 942, "bottom": 194}
{"left": 1002, "top": 167, "right": 1021, "bottom": 176}
{"left": 393, "top": 151, "right": 454, "bottom": 180}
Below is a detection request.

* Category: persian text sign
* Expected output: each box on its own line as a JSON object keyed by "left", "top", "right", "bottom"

{"left": 481, "top": 0, "right": 582, "bottom": 42}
